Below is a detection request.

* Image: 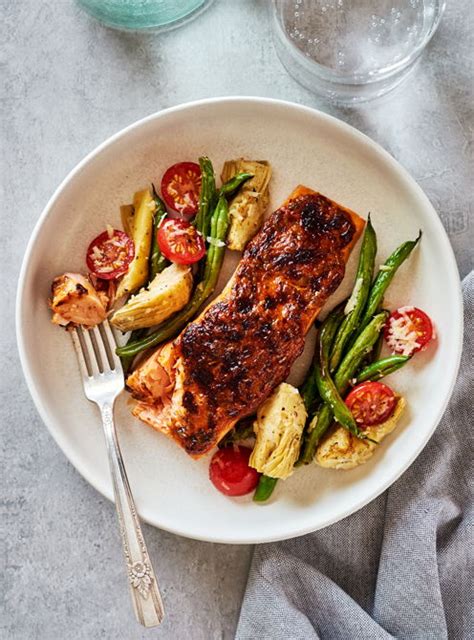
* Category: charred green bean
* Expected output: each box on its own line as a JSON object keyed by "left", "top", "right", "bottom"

{"left": 149, "top": 186, "right": 169, "bottom": 280}
{"left": 314, "top": 314, "right": 369, "bottom": 441}
{"left": 359, "top": 232, "right": 421, "bottom": 331}
{"left": 329, "top": 216, "right": 377, "bottom": 372}
{"left": 300, "top": 312, "right": 387, "bottom": 463}
{"left": 300, "top": 304, "right": 345, "bottom": 413}
{"left": 356, "top": 355, "right": 411, "bottom": 383}
{"left": 219, "top": 172, "right": 253, "bottom": 197}
{"left": 253, "top": 475, "right": 278, "bottom": 502}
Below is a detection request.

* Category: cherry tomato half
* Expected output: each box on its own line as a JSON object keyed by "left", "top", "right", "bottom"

{"left": 345, "top": 381, "right": 397, "bottom": 427}
{"left": 161, "top": 161, "right": 202, "bottom": 216}
{"left": 384, "top": 306, "right": 434, "bottom": 356}
{"left": 86, "top": 228, "right": 134, "bottom": 280}
{"left": 157, "top": 218, "right": 206, "bottom": 265}
{"left": 209, "top": 446, "right": 260, "bottom": 497}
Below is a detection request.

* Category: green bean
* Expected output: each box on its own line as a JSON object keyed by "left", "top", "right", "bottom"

{"left": 357, "top": 305, "right": 387, "bottom": 370}
{"left": 356, "top": 355, "right": 411, "bottom": 383}
{"left": 120, "top": 328, "right": 148, "bottom": 374}
{"left": 194, "top": 156, "right": 217, "bottom": 239}
{"left": 253, "top": 475, "right": 278, "bottom": 502}
{"left": 219, "top": 172, "right": 253, "bottom": 197}
{"left": 149, "top": 186, "right": 169, "bottom": 280}
{"left": 301, "top": 409, "right": 332, "bottom": 462}
{"left": 334, "top": 312, "right": 388, "bottom": 392}
{"left": 329, "top": 216, "right": 377, "bottom": 372}
{"left": 117, "top": 195, "right": 229, "bottom": 358}
{"left": 300, "top": 304, "right": 345, "bottom": 413}
{"left": 200, "top": 195, "right": 229, "bottom": 293}
{"left": 299, "top": 372, "right": 320, "bottom": 417}
{"left": 299, "top": 312, "right": 387, "bottom": 463}
{"left": 359, "top": 232, "right": 421, "bottom": 331}
{"left": 314, "top": 315, "right": 369, "bottom": 441}
{"left": 296, "top": 307, "right": 344, "bottom": 466}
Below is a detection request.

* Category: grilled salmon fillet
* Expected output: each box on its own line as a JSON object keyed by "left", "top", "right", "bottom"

{"left": 127, "top": 186, "right": 365, "bottom": 457}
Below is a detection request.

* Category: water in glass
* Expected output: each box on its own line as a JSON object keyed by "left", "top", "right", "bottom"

{"left": 272, "top": 0, "right": 446, "bottom": 103}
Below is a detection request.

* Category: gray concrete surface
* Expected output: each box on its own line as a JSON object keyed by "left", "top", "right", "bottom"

{"left": 1, "top": 1, "right": 472, "bottom": 639}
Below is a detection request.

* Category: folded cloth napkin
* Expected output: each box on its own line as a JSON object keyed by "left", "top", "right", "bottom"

{"left": 236, "top": 273, "right": 473, "bottom": 640}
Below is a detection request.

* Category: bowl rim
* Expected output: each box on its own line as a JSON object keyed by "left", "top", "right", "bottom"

{"left": 16, "top": 96, "right": 463, "bottom": 544}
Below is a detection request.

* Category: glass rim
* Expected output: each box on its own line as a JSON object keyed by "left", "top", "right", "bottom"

{"left": 271, "top": 0, "right": 446, "bottom": 86}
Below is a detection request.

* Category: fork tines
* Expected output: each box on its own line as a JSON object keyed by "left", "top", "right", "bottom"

{"left": 70, "top": 320, "right": 123, "bottom": 379}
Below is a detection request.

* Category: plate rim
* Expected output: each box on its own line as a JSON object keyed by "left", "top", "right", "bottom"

{"left": 16, "top": 96, "right": 464, "bottom": 544}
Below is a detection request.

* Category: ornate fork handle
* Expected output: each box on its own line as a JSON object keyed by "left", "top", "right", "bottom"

{"left": 100, "top": 403, "right": 164, "bottom": 627}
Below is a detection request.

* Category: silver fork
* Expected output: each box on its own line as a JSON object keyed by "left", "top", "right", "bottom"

{"left": 70, "top": 320, "right": 164, "bottom": 627}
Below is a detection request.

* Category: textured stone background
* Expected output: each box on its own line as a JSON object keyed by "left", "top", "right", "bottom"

{"left": 1, "top": 1, "right": 472, "bottom": 638}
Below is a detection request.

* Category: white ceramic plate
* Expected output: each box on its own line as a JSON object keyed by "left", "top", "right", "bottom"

{"left": 17, "top": 98, "right": 462, "bottom": 544}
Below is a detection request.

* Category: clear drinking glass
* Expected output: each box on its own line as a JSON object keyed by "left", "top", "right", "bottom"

{"left": 76, "top": 0, "right": 213, "bottom": 31}
{"left": 272, "top": 0, "right": 446, "bottom": 103}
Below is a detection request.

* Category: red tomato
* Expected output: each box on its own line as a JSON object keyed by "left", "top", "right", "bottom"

{"left": 209, "top": 447, "right": 260, "bottom": 497}
{"left": 157, "top": 219, "right": 206, "bottom": 265}
{"left": 161, "top": 161, "right": 202, "bottom": 216}
{"left": 346, "top": 382, "right": 397, "bottom": 426}
{"left": 86, "top": 228, "right": 134, "bottom": 280}
{"left": 384, "top": 306, "right": 434, "bottom": 356}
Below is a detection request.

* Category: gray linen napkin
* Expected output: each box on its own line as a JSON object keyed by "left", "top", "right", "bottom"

{"left": 236, "top": 273, "right": 473, "bottom": 640}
